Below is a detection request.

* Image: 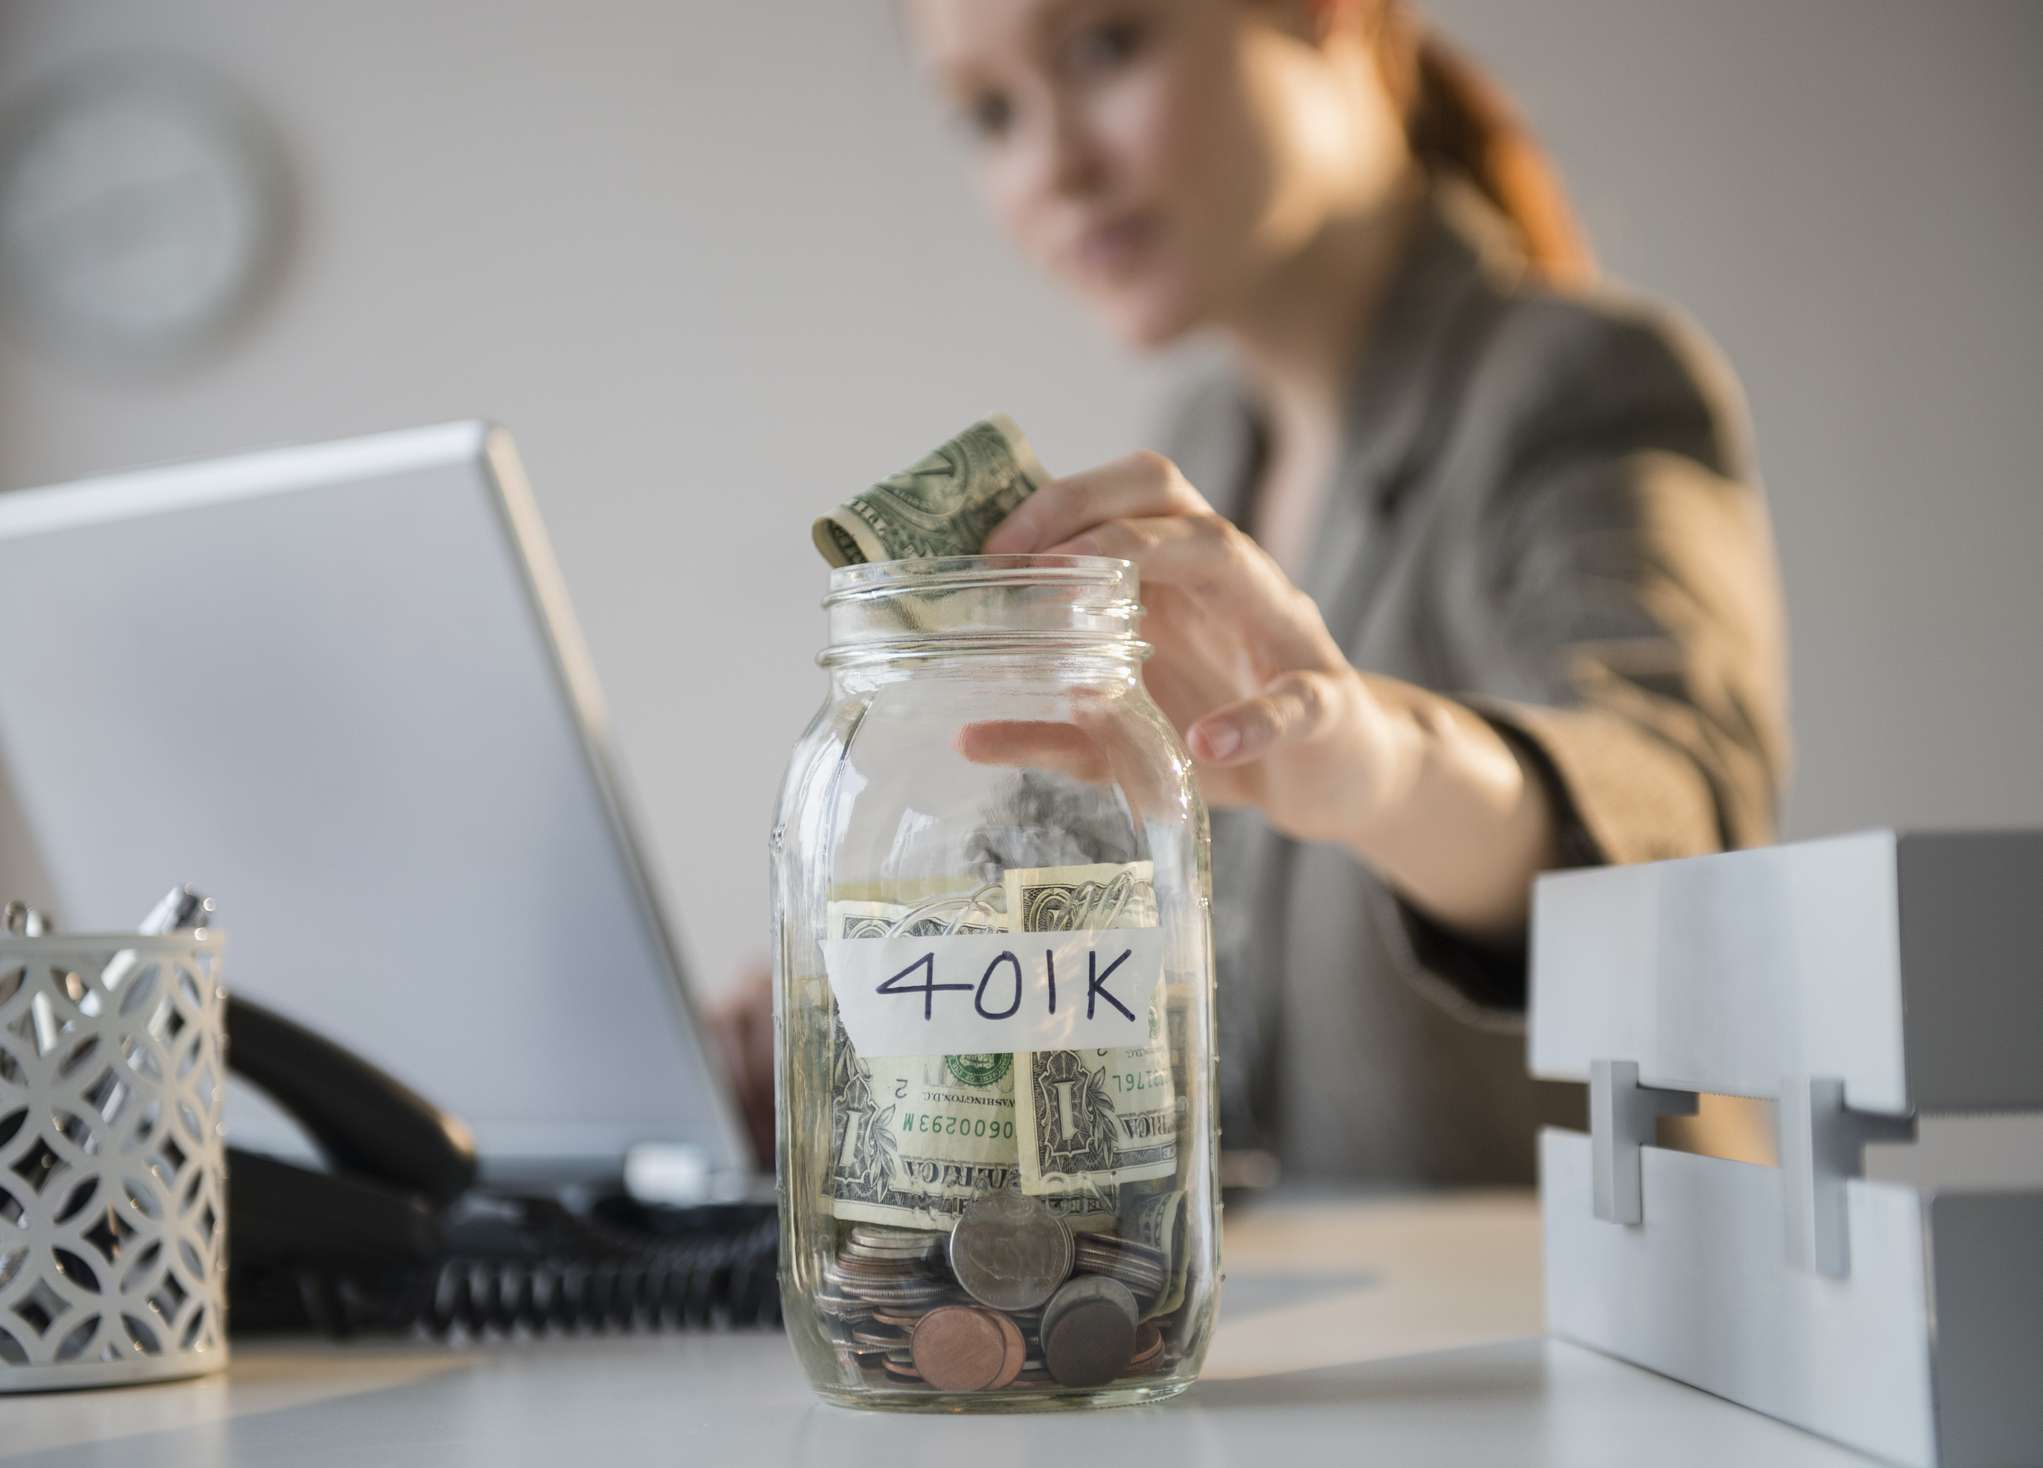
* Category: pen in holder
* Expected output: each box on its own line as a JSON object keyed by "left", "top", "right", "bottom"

{"left": 0, "top": 920, "right": 228, "bottom": 1390}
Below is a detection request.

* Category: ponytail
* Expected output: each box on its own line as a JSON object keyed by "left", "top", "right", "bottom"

{"left": 1370, "top": 5, "right": 1595, "bottom": 286}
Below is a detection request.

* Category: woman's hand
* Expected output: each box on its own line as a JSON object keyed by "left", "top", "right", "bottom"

{"left": 980, "top": 452, "right": 1555, "bottom": 940}
{"left": 982, "top": 452, "right": 1425, "bottom": 849}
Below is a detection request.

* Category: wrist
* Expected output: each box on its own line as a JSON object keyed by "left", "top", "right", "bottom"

{"left": 1340, "top": 684, "right": 1552, "bottom": 942}
{"left": 1341, "top": 685, "right": 1458, "bottom": 868}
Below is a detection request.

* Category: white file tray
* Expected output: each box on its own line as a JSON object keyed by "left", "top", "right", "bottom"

{"left": 1530, "top": 831, "right": 2043, "bottom": 1468}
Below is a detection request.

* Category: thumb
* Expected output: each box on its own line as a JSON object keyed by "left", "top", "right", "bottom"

{"left": 1188, "top": 668, "right": 1350, "bottom": 764}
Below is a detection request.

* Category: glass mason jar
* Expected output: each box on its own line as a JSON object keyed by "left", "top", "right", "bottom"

{"left": 770, "top": 554, "right": 1220, "bottom": 1411}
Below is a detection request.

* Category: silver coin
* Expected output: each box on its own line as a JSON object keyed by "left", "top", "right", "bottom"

{"left": 822, "top": 1268, "right": 935, "bottom": 1294}
{"left": 1075, "top": 1236, "right": 1165, "bottom": 1265}
{"left": 1076, "top": 1261, "right": 1165, "bottom": 1294}
{"left": 840, "top": 1286, "right": 952, "bottom": 1307}
{"left": 847, "top": 1247, "right": 941, "bottom": 1266}
{"left": 828, "top": 1256, "right": 930, "bottom": 1278}
{"left": 832, "top": 1274, "right": 936, "bottom": 1295}
{"left": 849, "top": 1225, "right": 945, "bottom": 1251}
{"left": 1073, "top": 1247, "right": 1165, "bottom": 1289}
{"left": 947, "top": 1191, "right": 1074, "bottom": 1313}
{"left": 1083, "top": 1232, "right": 1165, "bottom": 1266}
{"left": 1078, "top": 1241, "right": 1160, "bottom": 1265}
{"left": 1075, "top": 1242, "right": 1164, "bottom": 1271}
{"left": 850, "top": 1224, "right": 940, "bottom": 1241}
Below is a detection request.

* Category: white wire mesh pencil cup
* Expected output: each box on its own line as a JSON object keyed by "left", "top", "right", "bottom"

{"left": 0, "top": 930, "right": 228, "bottom": 1390}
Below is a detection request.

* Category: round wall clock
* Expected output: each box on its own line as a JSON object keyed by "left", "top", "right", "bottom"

{"left": 0, "top": 57, "right": 288, "bottom": 370}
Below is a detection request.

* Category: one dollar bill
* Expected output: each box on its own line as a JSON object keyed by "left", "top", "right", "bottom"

{"left": 1007, "top": 862, "right": 1179, "bottom": 1200}
{"left": 812, "top": 414, "right": 1051, "bottom": 567}
{"left": 1128, "top": 1186, "right": 1190, "bottom": 1320}
{"left": 825, "top": 900, "right": 1016, "bottom": 1230}
{"left": 824, "top": 897, "right": 1103, "bottom": 1231}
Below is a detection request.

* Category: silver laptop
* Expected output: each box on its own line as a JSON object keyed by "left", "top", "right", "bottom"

{"left": 0, "top": 423, "right": 748, "bottom": 1189}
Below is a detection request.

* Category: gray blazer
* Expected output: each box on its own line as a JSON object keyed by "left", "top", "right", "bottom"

{"left": 1166, "top": 181, "right": 1789, "bottom": 1184}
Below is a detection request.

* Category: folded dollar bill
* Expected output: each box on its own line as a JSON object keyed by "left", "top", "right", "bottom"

{"left": 1006, "top": 862, "right": 1179, "bottom": 1202}
{"left": 813, "top": 413, "right": 1051, "bottom": 567}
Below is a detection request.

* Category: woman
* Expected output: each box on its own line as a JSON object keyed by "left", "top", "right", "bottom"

{"left": 722, "top": 0, "right": 1787, "bottom": 1183}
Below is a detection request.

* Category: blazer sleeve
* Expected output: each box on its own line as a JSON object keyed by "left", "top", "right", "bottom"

{"left": 1378, "top": 298, "right": 1792, "bottom": 1014}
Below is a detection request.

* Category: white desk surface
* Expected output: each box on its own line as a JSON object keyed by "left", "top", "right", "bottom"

{"left": 3, "top": 1191, "right": 1875, "bottom": 1466}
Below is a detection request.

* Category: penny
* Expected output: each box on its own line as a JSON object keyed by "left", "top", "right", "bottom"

{"left": 837, "top": 1339, "right": 898, "bottom": 1356}
{"left": 910, "top": 1305, "right": 1012, "bottom": 1393}
{"left": 948, "top": 1192, "right": 1074, "bottom": 1312}
{"left": 1129, "top": 1322, "right": 1164, "bottom": 1370}
{"left": 1040, "top": 1276, "right": 1139, "bottom": 1388}
{"left": 987, "top": 1309, "right": 1026, "bottom": 1391}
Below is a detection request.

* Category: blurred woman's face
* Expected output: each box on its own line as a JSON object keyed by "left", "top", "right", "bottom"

{"left": 909, "top": 0, "right": 1388, "bottom": 348}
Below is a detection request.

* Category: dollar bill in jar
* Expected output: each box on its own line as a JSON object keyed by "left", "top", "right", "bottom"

{"left": 824, "top": 897, "right": 1031, "bottom": 1231}
{"left": 1006, "top": 862, "right": 1179, "bottom": 1201}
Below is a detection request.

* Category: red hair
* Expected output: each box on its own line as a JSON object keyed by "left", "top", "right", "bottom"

{"left": 1366, "top": 3, "right": 1595, "bottom": 285}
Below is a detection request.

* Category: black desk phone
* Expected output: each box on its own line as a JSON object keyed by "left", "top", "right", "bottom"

{"left": 227, "top": 994, "right": 779, "bottom": 1338}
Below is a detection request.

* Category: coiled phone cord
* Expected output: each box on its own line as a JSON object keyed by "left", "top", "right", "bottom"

{"left": 230, "top": 1191, "right": 782, "bottom": 1339}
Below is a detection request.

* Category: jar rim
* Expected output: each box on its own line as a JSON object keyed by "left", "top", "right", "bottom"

{"left": 820, "top": 553, "right": 1146, "bottom": 668}
{"left": 823, "top": 552, "right": 1134, "bottom": 606}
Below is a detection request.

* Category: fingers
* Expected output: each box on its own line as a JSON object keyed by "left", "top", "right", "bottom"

{"left": 955, "top": 720, "right": 1113, "bottom": 783}
{"left": 1189, "top": 668, "right": 1353, "bottom": 765}
{"left": 983, "top": 450, "right": 1209, "bottom": 555}
{"left": 1052, "top": 513, "right": 1338, "bottom": 669}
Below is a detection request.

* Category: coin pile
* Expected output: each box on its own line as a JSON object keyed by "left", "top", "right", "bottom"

{"left": 1072, "top": 1232, "right": 1167, "bottom": 1301}
{"left": 816, "top": 1197, "right": 1178, "bottom": 1394}
{"left": 817, "top": 1225, "right": 950, "bottom": 1325}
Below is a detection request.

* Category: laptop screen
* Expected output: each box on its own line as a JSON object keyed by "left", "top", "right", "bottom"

{"left": 0, "top": 423, "right": 746, "bottom": 1182}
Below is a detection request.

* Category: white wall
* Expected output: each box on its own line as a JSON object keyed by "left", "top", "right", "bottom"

{"left": 2, "top": 2, "right": 2039, "bottom": 997}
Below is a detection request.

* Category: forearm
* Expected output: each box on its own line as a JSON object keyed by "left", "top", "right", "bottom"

{"left": 1345, "top": 677, "right": 1559, "bottom": 945}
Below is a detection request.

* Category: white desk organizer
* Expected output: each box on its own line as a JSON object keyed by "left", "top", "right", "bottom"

{"left": 0, "top": 932, "right": 228, "bottom": 1391}
{"left": 1532, "top": 831, "right": 2043, "bottom": 1468}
